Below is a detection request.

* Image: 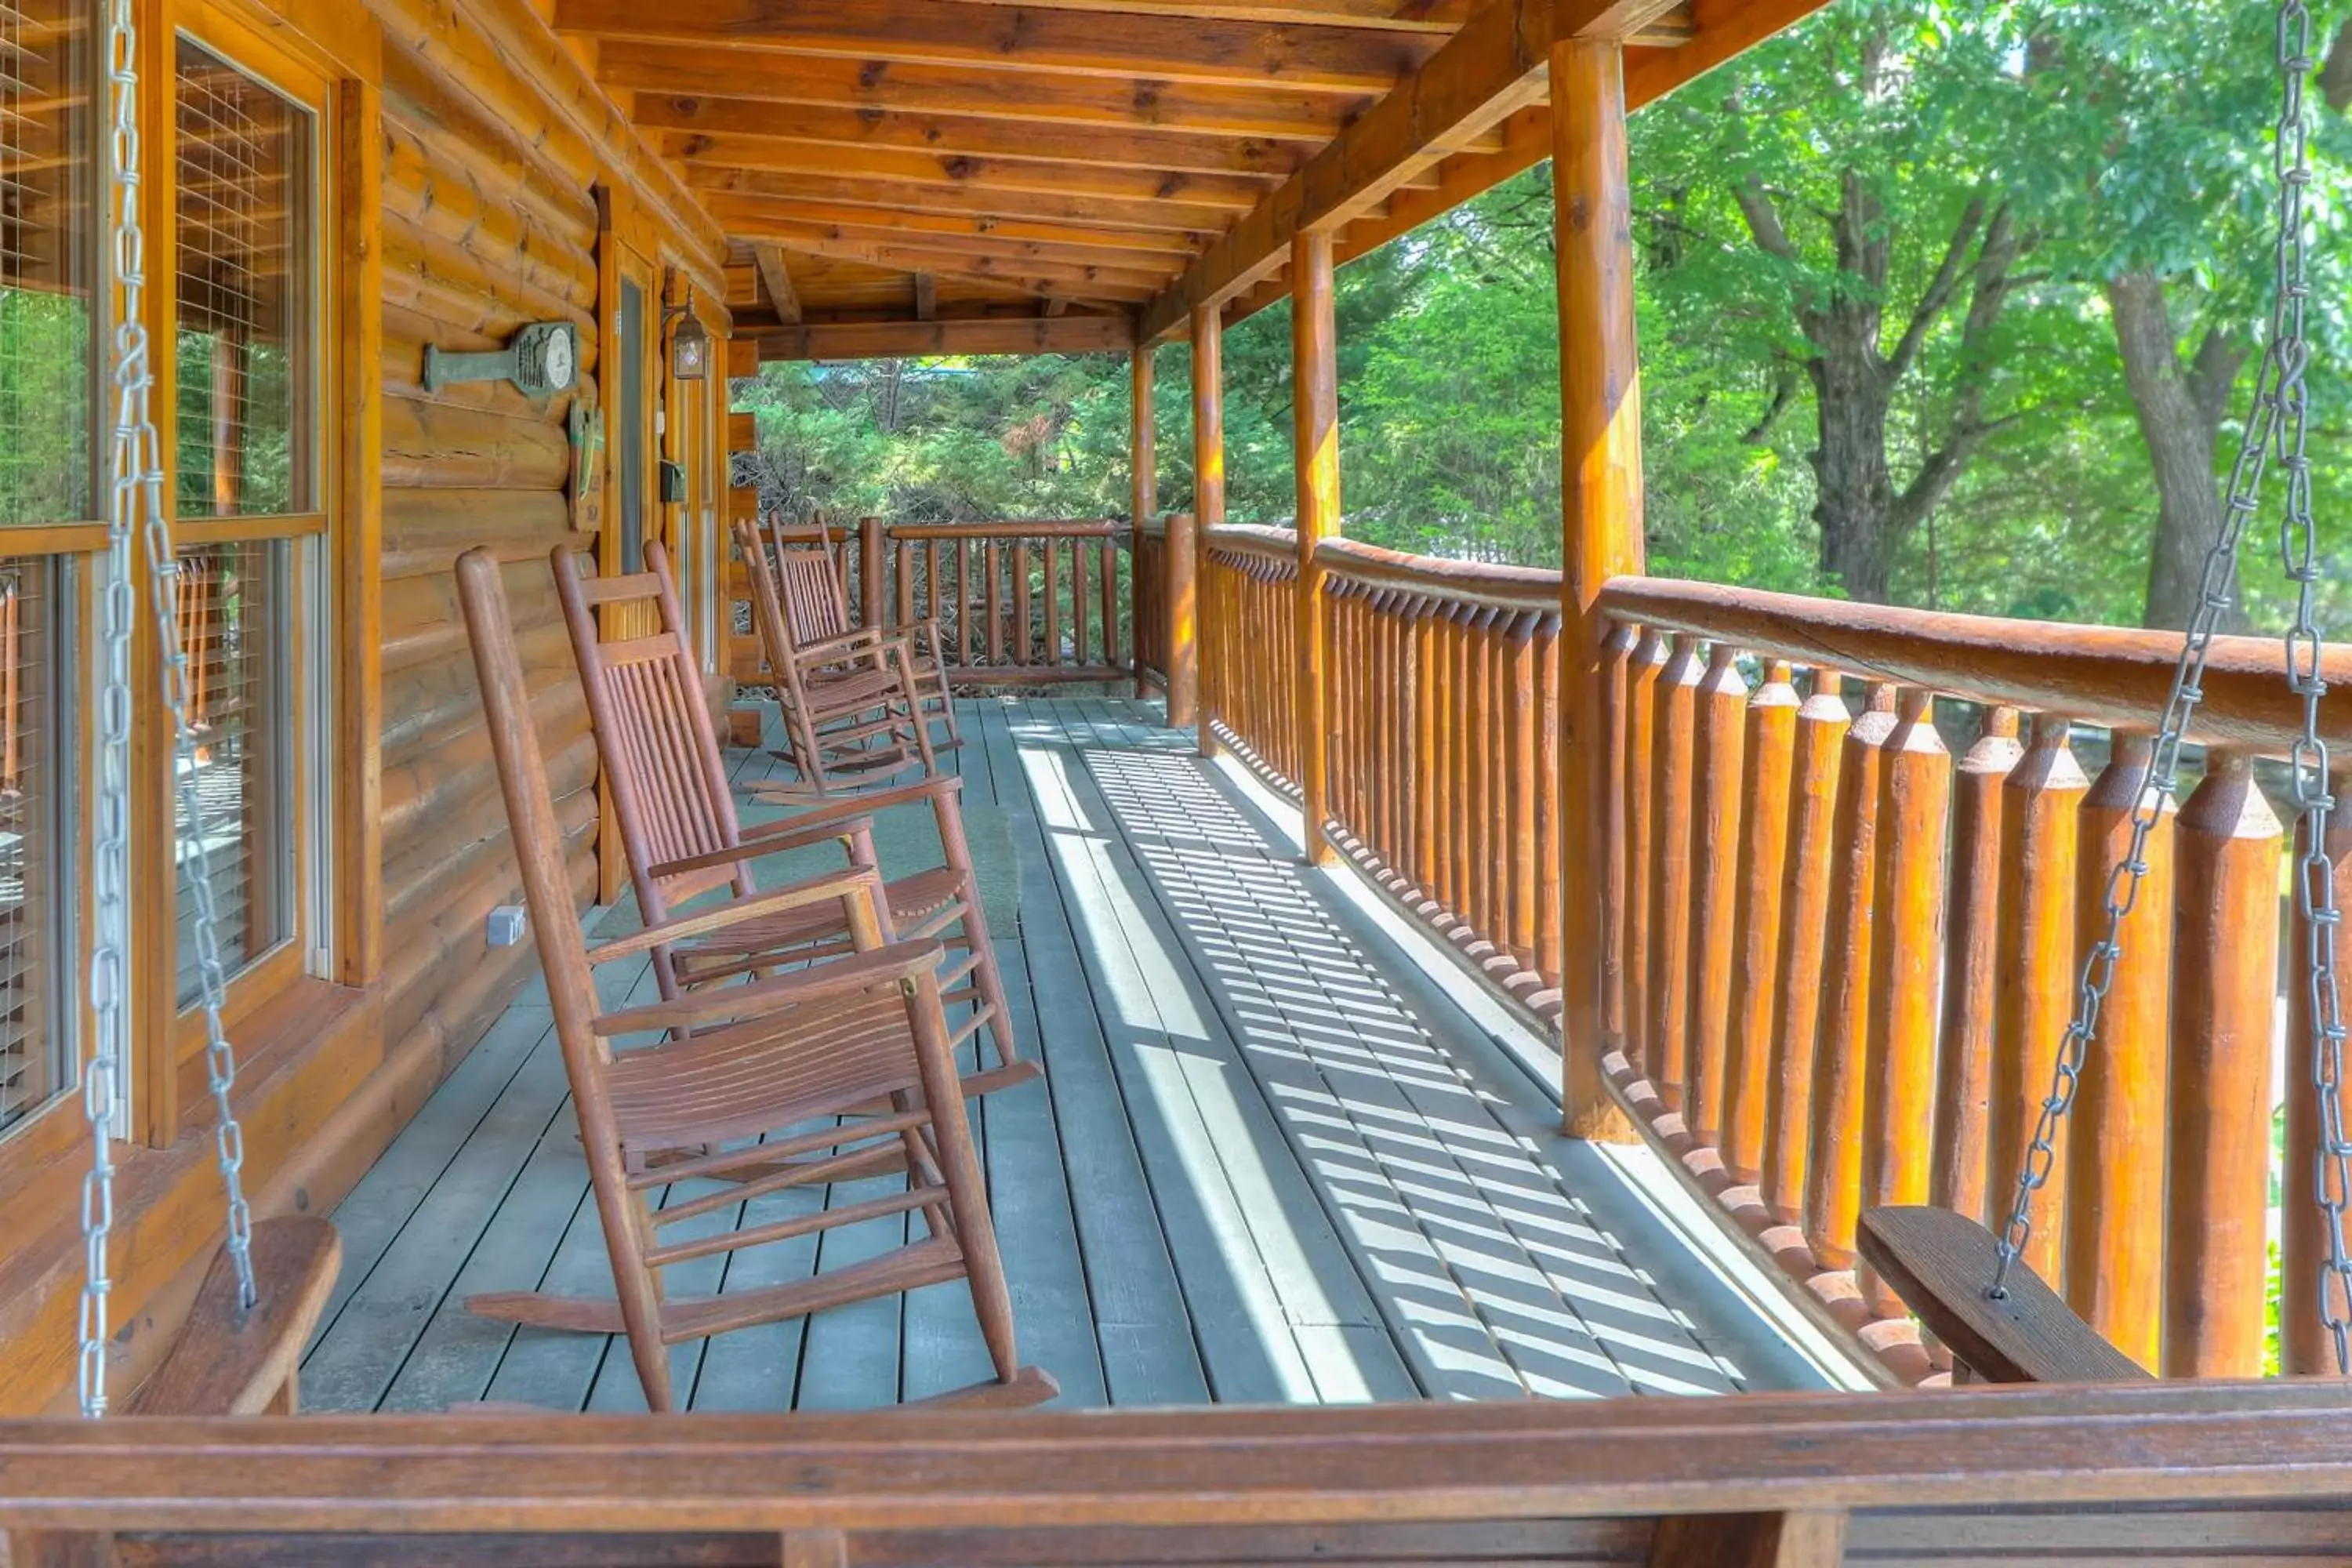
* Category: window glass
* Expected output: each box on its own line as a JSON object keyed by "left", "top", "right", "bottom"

{"left": 173, "top": 38, "right": 309, "bottom": 518}
{"left": 171, "top": 38, "right": 309, "bottom": 1000}
{"left": 0, "top": 0, "right": 90, "bottom": 1138}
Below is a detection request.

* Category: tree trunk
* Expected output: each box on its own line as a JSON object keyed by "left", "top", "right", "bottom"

{"left": 2105, "top": 270, "right": 2246, "bottom": 631}
{"left": 1806, "top": 340, "right": 1898, "bottom": 602}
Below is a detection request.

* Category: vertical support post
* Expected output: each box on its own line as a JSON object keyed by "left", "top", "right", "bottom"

{"left": 1291, "top": 229, "right": 1340, "bottom": 867}
{"left": 1190, "top": 302, "right": 1224, "bottom": 753}
{"left": 858, "top": 515, "right": 885, "bottom": 632}
{"left": 1130, "top": 346, "right": 1156, "bottom": 698}
{"left": 1552, "top": 38, "right": 1643, "bottom": 1141}
{"left": 335, "top": 71, "right": 385, "bottom": 989}
{"left": 1166, "top": 511, "right": 1198, "bottom": 728}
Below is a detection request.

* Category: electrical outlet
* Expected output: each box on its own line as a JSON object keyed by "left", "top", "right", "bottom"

{"left": 487, "top": 906, "right": 528, "bottom": 947}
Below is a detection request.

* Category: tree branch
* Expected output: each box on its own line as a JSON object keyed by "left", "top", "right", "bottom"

{"left": 1886, "top": 194, "right": 1990, "bottom": 383}
{"left": 1733, "top": 176, "right": 1800, "bottom": 263}
{"left": 1741, "top": 358, "right": 1802, "bottom": 445}
{"left": 2187, "top": 326, "right": 2250, "bottom": 430}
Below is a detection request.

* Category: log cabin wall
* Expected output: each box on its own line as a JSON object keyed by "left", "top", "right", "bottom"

{"left": 0, "top": 0, "right": 726, "bottom": 1414}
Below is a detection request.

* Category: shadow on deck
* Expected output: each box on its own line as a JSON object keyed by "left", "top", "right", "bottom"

{"left": 299, "top": 696, "right": 1842, "bottom": 1413}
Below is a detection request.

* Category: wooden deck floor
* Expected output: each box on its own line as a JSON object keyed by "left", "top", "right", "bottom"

{"left": 301, "top": 695, "right": 1831, "bottom": 1413}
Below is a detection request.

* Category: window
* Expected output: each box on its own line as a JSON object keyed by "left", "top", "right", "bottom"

{"left": 618, "top": 275, "right": 644, "bottom": 572}
{"left": 0, "top": 0, "right": 93, "bottom": 1138}
{"left": 169, "top": 34, "right": 314, "bottom": 1005}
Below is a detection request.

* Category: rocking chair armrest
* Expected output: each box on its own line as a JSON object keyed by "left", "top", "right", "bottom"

{"left": 586, "top": 868, "right": 885, "bottom": 967}
{"left": 793, "top": 626, "right": 891, "bottom": 661}
{"left": 647, "top": 810, "right": 882, "bottom": 877}
{"left": 593, "top": 938, "right": 948, "bottom": 1036}
{"left": 741, "top": 772, "right": 963, "bottom": 822}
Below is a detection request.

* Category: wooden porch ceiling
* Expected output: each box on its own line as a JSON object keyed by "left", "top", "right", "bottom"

{"left": 572, "top": 0, "right": 1820, "bottom": 359}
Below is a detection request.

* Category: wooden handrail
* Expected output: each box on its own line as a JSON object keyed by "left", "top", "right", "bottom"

{"left": 1319, "top": 535, "right": 1559, "bottom": 615}
{"left": 1202, "top": 522, "right": 1298, "bottom": 567}
{"left": 1599, "top": 575, "right": 2352, "bottom": 750}
{"left": 885, "top": 520, "right": 1126, "bottom": 541}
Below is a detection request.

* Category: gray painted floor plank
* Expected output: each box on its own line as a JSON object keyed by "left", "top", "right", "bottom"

{"left": 316, "top": 692, "right": 1804, "bottom": 1414}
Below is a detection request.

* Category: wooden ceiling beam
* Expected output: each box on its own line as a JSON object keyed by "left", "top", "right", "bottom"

{"left": 678, "top": 164, "right": 1228, "bottom": 237}
{"left": 757, "top": 314, "right": 1136, "bottom": 361}
{"left": 554, "top": 0, "right": 1434, "bottom": 94}
{"left": 1138, "top": 0, "right": 1686, "bottom": 339}
{"left": 700, "top": 195, "right": 1202, "bottom": 261}
{"left": 600, "top": 44, "right": 1369, "bottom": 143}
{"left": 751, "top": 243, "right": 801, "bottom": 325}
{"left": 631, "top": 93, "right": 1309, "bottom": 179}
{"left": 659, "top": 133, "right": 1272, "bottom": 215}
{"left": 913, "top": 273, "right": 936, "bottom": 321}
{"left": 932, "top": 0, "right": 1475, "bottom": 32}
{"left": 746, "top": 228, "right": 1163, "bottom": 301}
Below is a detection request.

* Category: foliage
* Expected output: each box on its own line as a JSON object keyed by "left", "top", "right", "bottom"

{"left": 741, "top": 0, "right": 2352, "bottom": 633}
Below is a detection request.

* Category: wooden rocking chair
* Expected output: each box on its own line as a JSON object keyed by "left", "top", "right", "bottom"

{"left": 771, "top": 513, "right": 962, "bottom": 756}
{"left": 456, "top": 546, "right": 1055, "bottom": 1414}
{"left": 735, "top": 516, "right": 946, "bottom": 796}
{"left": 552, "top": 540, "right": 1035, "bottom": 1098}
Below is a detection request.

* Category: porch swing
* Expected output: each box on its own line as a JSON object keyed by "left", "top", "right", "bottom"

{"left": 19, "top": 0, "right": 2352, "bottom": 1554}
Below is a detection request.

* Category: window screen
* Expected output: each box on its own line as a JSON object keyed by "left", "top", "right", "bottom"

{"left": 173, "top": 37, "right": 308, "bottom": 519}
{"left": 0, "top": 0, "right": 89, "bottom": 1137}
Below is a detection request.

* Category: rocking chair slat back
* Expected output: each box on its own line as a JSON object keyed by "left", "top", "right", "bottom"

{"left": 554, "top": 543, "right": 746, "bottom": 909}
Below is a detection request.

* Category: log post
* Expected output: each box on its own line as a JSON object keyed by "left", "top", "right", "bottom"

{"left": 1292, "top": 229, "right": 1340, "bottom": 868}
{"left": 1722, "top": 659, "right": 1798, "bottom": 1187}
{"left": 1131, "top": 345, "right": 1156, "bottom": 699}
{"left": 1933, "top": 707, "right": 2023, "bottom": 1225}
{"left": 858, "top": 515, "right": 885, "bottom": 632}
{"left": 1988, "top": 713, "right": 2089, "bottom": 1283}
{"left": 1192, "top": 303, "right": 1224, "bottom": 755}
{"left": 2064, "top": 732, "right": 2173, "bottom": 1372}
{"left": 2285, "top": 764, "right": 2352, "bottom": 1375}
{"left": 1166, "top": 511, "right": 1198, "bottom": 729}
{"left": 1553, "top": 38, "right": 1644, "bottom": 1141}
{"left": 1765, "top": 670, "right": 1849, "bottom": 1226}
{"left": 2165, "top": 750, "right": 2281, "bottom": 1377}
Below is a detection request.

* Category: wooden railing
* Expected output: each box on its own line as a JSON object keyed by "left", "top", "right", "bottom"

{"left": 1192, "top": 528, "right": 2352, "bottom": 1382}
{"left": 1594, "top": 577, "right": 2352, "bottom": 1381}
{"left": 1133, "top": 516, "right": 1167, "bottom": 688}
{"left": 729, "top": 517, "right": 1131, "bottom": 688}
{"left": 1319, "top": 538, "right": 1566, "bottom": 1011}
{"left": 1200, "top": 524, "right": 1301, "bottom": 784}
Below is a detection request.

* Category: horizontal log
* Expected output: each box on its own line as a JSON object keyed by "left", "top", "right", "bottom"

{"left": 382, "top": 211, "right": 597, "bottom": 340}
{"left": 381, "top": 550, "right": 570, "bottom": 671}
{"left": 1597, "top": 576, "right": 2352, "bottom": 753}
{"left": 380, "top": 145, "right": 602, "bottom": 309}
{"left": 12, "top": 1383, "right": 2352, "bottom": 1531}
{"left": 379, "top": 626, "right": 580, "bottom": 769}
{"left": 756, "top": 315, "right": 1134, "bottom": 360}
{"left": 380, "top": 47, "right": 600, "bottom": 249}
{"left": 1317, "top": 534, "right": 1558, "bottom": 612}
{"left": 384, "top": 733, "right": 597, "bottom": 935}
{"left": 382, "top": 395, "right": 572, "bottom": 492}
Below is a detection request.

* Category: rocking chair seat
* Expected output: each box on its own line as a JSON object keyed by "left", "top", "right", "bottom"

{"left": 802, "top": 664, "right": 909, "bottom": 713}
{"left": 677, "top": 866, "right": 966, "bottom": 964}
{"left": 606, "top": 984, "right": 924, "bottom": 1154}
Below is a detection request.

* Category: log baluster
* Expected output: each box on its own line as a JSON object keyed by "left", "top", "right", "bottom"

{"left": 1445, "top": 607, "right": 1472, "bottom": 922}
{"left": 1722, "top": 659, "right": 1798, "bottom": 1187}
{"left": 2285, "top": 763, "right": 2352, "bottom": 1375}
{"left": 1858, "top": 688, "right": 1951, "bottom": 1315}
{"left": 1012, "top": 541, "right": 1034, "bottom": 665}
{"left": 1072, "top": 538, "right": 1092, "bottom": 667}
{"left": 1534, "top": 615, "right": 1563, "bottom": 995}
{"left": 1102, "top": 536, "right": 1121, "bottom": 675}
{"left": 1508, "top": 612, "right": 1540, "bottom": 975}
{"left": 1805, "top": 681, "right": 1896, "bottom": 1271}
{"left": 985, "top": 543, "right": 1006, "bottom": 665}
{"left": 896, "top": 535, "right": 915, "bottom": 637}
{"left": 2063, "top": 732, "right": 2174, "bottom": 1371}
{"left": 1044, "top": 538, "right": 1063, "bottom": 666}
{"left": 1685, "top": 641, "right": 1750, "bottom": 1145}
{"left": 1988, "top": 713, "right": 2089, "bottom": 1284}
{"left": 1645, "top": 635, "right": 1703, "bottom": 1110}
{"left": 1932, "top": 706, "right": 2023, "bottom": 1224}
{"left": 2164, "top": 750, "right": 2282, "bottom": 1378}
{"left": 1621, "top": 629, "right": 1668, "bottom": 1074}
{"left": 1415, "top": 597, "right": 1440, "bottom": 905}
{"left": 956, "top": 538, "right": 976, "bottom": 666}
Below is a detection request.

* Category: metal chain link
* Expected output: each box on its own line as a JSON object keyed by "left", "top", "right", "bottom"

{"left": 1989, "top": 0, "right": 2336, "bottom": 1364}
{"left": 78, "top": 0, "right": 258, "bottom": 1420}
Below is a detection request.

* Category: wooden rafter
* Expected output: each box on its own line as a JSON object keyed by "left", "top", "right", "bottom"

{"left": 747, "top": 229, "right": 1162, "bottom": 302}
{"left": 1138, "top": 0, "right": 1686, "bottom": 338}
{"left": 601, "top": 46, "right": 1374, "bottom": 143}
{"left": 913, "top": 272, "right": 937, "bottom": 321}
{"left": 659, "top": 135, "right": 1272, "bottom": 216}
{"left": 555, "top": 0, "right": 1437, "bottom": 93}
{"left": 751, "top": 242, "right": 801, "bottom": 325}
{"left": 681, "top": 165, "right": 1224, "bottom": 238}
{"left": 702, "top": 195, "right": 1201, "bottom": 260}
{"left": 928, "top": 0, "right": 1479, "bottom": 31}
{"left": 632, "top": 94, "right": 1308, "bottom": 179}
{"left": 757, "top": 314, "right": 1136, "bottom": 361}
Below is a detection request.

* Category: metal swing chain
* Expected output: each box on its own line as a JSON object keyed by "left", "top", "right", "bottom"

{"left": 78, "top": 0, "right": 259, "bottom": 1420}
{"left": 1989, "top": 0, "right": 2339, "bottom": 1365}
